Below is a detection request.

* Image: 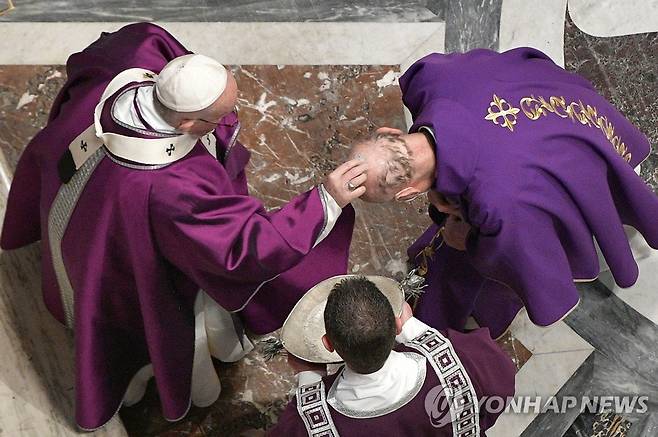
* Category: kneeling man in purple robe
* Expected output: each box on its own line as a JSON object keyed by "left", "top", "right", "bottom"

{"left": 349, "top": 47, "right": 658, "bottom": 339}
{"left": 270, "top": 276, "right": 516, "bottom": 436}
{"left": 0, "top": 23, "right": 367, "bottom": 430}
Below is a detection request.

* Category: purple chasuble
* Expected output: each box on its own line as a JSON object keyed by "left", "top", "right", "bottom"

{"left": 269, "top": 328, "right": 515, "bottom": 436}
{"left": 403, "top": 48, "right": 658, "bottom": 337}
{"left": 1, "top": 23, "right": 354, "bottom": 430}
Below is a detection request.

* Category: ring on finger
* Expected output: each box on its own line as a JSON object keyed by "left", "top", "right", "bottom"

{"left": 347, "top": 181, "right": 357, "bottom": 191}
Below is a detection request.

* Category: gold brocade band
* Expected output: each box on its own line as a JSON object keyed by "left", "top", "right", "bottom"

{"left": 484, "top": 93, "right": 632, "bottom": 163}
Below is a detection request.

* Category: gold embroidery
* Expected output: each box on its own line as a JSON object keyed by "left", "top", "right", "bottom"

{"left": 0, "top": 0, "right": 15, "bottom": 17}
{"left": 485, "top": 93, "right": 632, "bottom": 163}
{"left": 591, "top": 412, "right": 632, "bottom": 437}
{"left": 548, "top": 96, "right": 570, "bottom": 118}
{"left": 520, "top": 95, "right": 572, "bottom": 120}
{"left": 485, "top": 94, "right": 520, "bottom": 132}
{"left": 415, "top": 227, "right": 445, "bottom": 276}
{"left": 519, "top": 96, "right": 544, "bottom": 120}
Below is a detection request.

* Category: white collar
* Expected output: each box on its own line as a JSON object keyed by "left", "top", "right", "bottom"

{"left": 90, "top": 68, "right": 200, "bottom": 166}
{"left": 66, "top": 68, "right": 209, "bottom": 172}
{"left": 112, "top": 84, "right": 178, "bottom": 134}
{"left": 327, "top": 350, "right": 426, "bottom": 418}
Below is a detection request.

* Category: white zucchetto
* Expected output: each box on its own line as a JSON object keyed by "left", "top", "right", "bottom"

{"left": 155, "top": 54, "right": 228, "bottom": 112}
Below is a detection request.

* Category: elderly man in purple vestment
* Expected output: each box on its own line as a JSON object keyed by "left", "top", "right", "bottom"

{"left": 270, "top": 276, "right": 516, "bottom": 436}
{"left": 0, "top": 23, "right": 368, "bottom": 430}
{"left": 348, "top": 47, "right": 658, "bottom": 340}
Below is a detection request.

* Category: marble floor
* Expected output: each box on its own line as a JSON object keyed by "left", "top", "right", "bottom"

{"left": 0, "top": 1, "right": 657, "bottom": 436}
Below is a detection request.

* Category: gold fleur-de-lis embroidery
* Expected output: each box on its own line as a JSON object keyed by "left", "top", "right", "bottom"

{"left": 485, "top": 94, "right": 521, "bottom": 132}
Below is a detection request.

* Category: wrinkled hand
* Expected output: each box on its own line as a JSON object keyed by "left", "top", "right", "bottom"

{"left": 442, "top": 215, "right": 471, "bottom": 251}
{"left": 400, "top": 301, "right": 413, "bottom": 326}
{"left": 376, "top": 126, "right": 404, "bottom": 136}
{"left": 324, "top": 159, "right": 368, "bottom": 208}
{"left": 287, "top": 353, "right": 326, "bottom": 374}
{"left": 428, "top": 190, "right": 462, "bottom": 219}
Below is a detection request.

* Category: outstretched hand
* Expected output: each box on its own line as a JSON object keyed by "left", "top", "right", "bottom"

{"left": 324, "top": 159, "right": 368, "bottom": 208}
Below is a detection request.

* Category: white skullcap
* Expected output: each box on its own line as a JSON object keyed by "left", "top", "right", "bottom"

{"left": 155, "top": 54, "right": 228, "bottom": 112}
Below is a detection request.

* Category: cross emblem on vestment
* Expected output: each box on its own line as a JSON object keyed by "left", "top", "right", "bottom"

{"left": 166, "top": 144, "right": 176, "bottom": 156}
{"left": 80, "top": 140, "right": 88, "bottom": 152}
{"left": 485, "top": 94, "right": 521, "bottom": 132}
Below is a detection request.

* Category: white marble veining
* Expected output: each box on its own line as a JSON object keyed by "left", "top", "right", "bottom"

{"left": 0, "top": 22, "right": 444, "bottom": 65}
{"left": 0, "top": 0, "right": 443, "bottom": 23}
{"left": 399, "top": 24, "right": 446, "bottom": 71}
{"left": 487, "top": 310, "right": 594, "bottom": 437}
{"left": 443, "top": 0, "right": 502, "bottom": 52}
{"left": 568, "top": 0, "right": 658, "bottom": 37}
{"left": 499, "top": 0, "right": 568, "bottom": 66}
{"left": 500, "top": 0, "right": 658, "bottom": 68}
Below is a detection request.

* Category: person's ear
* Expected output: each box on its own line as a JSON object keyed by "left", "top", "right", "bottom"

{"left": 322, "top": 334, "right": 334, "bottom": 352}
{"left": 177, "top": 119, "right": 195, "bottom": 133}
{"left": 395, "top": 317, "right": 403, "bottom": 335}
{"left": 394, "top": 186, "right": 422, "bottom": 202}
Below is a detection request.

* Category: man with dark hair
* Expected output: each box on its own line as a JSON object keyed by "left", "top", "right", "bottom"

{"left": 323, "top": 277, "right": 397, "bottom": 374}
{"left": 349, "top": 47, "right": 658, "bottom": 339}
{"left": 270, "top": 276, "right": 516, "bottom": 436}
